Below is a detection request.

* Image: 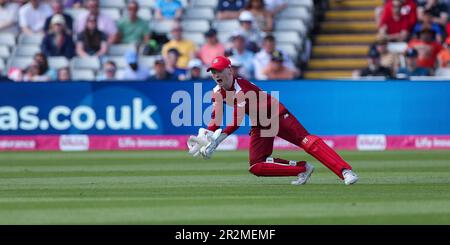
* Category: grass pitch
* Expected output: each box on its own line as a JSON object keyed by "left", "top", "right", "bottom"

{"left": 0, "top": 150, "right": 449, "bottom": 224}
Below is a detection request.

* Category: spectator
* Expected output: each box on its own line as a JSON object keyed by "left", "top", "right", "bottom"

{"left": 23, "top": 60, "right": 51, "bottom": 82}
{"left": 397, "top": 48, "right": 431, "bottom": 79}
{"left": 64, "top": 0, "right": 83, "bottom": 8}
{"left": 253, "top": 34, "right": 297, "bottom": 80}
{"left": 417, "top": 0, "right": 448, "bottom": 27}
{"left": 96, "top": 60, "right": 118, "bottom": 81}
{"left": 198, "top": 29, "right": 225, "bottom": 66}
{"left": 412, "top": 9, "right": 443, "bottom": 43}
{"left": 378, "top": 0, "right": 417, "bottom": 31}
{"left": 226, "top": 33, "right": 254, "bottom": 79}
{"left": 122, "top": 50, "right": 148, "bottom": 80}
{"left": 236, "top": 11, "right": 264, "bottom": 52}
{"left": 217, "top": 0, "right": 246, "bottom": 20}
{"left": 44, "top": 0, "right": 74, "bottom": 34}
{"left": 149, "top": 56, "right": 172, "bottom": 80}
{"left": 117, "top": 0, "right": 151, "bottom": 46}
{"left": 18, "top": 0, "right": 52, "bottom": 35}
{"left": 186, "top": 58, "right": 204, "bottom": 80}
{"left": 355, "top": 48, "right": 393, "bottom": 79}
{"left": 263, "top": 50, "right": 299, "bottom": 80}
{"left": 408, "top": 27, "right": 442, "bottom": 70}
{"left": 57, "top": 67, "right": 71, "bottom": 81}
{"left": 161, "top": 22, "right": 196, "bottom": 69}
{"left": 0, "top": 0, "right": 20, "bottom": 33}
{"left": 76, "top": 14, "right": 108, "bottom": 57}
{"left": 372, "top": 38, "right": 400, "bottom": 74}
{"left": 41, "top": 14, "right": 76, "bottom": 59}
{"left": 74, "top": 0, "right": 118, "bottom": 44}
{"left": 155, "top": 0, "right": 183, "bottom": 21}
{"left": 165, "top": 48, "right": 187, "bottom": 81}
{"left": 264, "top": 0, "right": 287, "bottom": 17}
{"left": 33, "top": 52, "right": 57, "bottom": 80}
{"left": 437, "top": 37, "right": 450, "bottom": 68}
{"left": 378, "top": 0, "right": 409, "bottom": 42}
{"left": 245, "top": 0, "right": 273, "bottom": 32}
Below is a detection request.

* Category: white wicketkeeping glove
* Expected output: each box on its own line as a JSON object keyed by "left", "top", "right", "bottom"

{"left": 187, "top": 128, "right": 215, "bottom": 157}
{"left": 199, "top": 129, "right": 227, "bottom": 159}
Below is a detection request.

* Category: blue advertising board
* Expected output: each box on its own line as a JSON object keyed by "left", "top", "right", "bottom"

{"left": 1, "top": 80, "right": 449, "bottom": 135}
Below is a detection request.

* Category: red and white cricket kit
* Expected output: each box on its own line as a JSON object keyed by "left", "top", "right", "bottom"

{"left": 206, "top": 57, "right": 353, "bottom": 179}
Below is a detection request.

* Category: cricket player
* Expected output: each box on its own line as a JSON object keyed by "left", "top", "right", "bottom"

{"left": 188, "top": 56, "right": 359, "bottom": 185}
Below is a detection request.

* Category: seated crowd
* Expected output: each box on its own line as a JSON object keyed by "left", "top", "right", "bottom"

{"left": 356, "top": 0, "right": 450, "bottom": 79}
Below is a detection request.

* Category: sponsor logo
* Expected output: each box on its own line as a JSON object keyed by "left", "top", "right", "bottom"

{"left": 415, "top": 137, "right": 450, "bottom": 148}
{"left": 357, "top": 135, "right": 386, "bottom": 151}
{"left": 118, "top": 137, "right": 180, "bottom": 148}
{"left": 0, "top": 140, "right": 36, "bottom": 150}
{"left": 59, "top": 135, "right": 89, "bottom": 151}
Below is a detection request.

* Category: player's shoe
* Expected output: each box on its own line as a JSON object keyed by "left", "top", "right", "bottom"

{"left": 342, "top": 169, "right": 359, "bottom": 185}
{"left": 291, "top": 163, "right": 314, "bottom": 185}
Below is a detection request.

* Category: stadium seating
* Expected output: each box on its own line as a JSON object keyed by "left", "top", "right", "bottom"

{"left": 217, "top": 32, "right": 232, "bottom": 44}
{"left": 0, "top": 59, "right": 5, "bottom": 73}
{"left": 138, "top": 56, "right": 156, "bottom": 69}
{"left": 105, "top": 56, "right": 128, "bottom": 69}
{"left": 71, "top": 56, "right": 101, "bottom": 71}
{"left": 274, "top": 19, "right": 307, "bottom": 37}
{"left": 71, "top": 69, "right": 96, "bottom": 80}
{"left": 13, "top": 45, "right": 40, "bottom": 57}
{"left": 0, "top": 33, "right": 16, "bottom": 48}
{"left": 99, "top": 0, "right": 126, "bottom": 9}
{"left": 48, "top": 56, "right": 70, "bottom": 70}
{"left": 151, "top": 20, "right": 174, "bottom": 34}
{"left": 135, "top": 0, "right": 155, "bottom": 9}
{"left": 64, "top": 8, "right": 88, "bottom": 20}
{"left": 18, "top": 34, "right": 44, "bottom": 45}
{"left": 183, "top": 8, "right": 215, "bottom": 21}
{"left": 191, "top": 0, "right": 218, "bottom": 8}
{"left": 277, "top": 43, "right": 298, "bottom": 60}
{"left": 287, "top": 0, "right": 314, "bottom": 10}
{"left": 0, "top": 46, "right": 11, "bottom": 60}
{"left": 107, "top": 44, "right": 137, "bottom": 56}
{"left": 137, "top": 8, "right": 153, "bottom": 21}
{"left": 100, "top": 8, "right": 121, "bottom": 21}
{"left": 181, "top": 20, "right": 210, "bottom": 33}
{"left": 213, "top": 20, "right": 240, "bottom": 33}
{"left": 273, "top": 31, "right": 303, "bottom": 50}
{"left": 8, "top": 57, "right": 33, "bottom": 70}
{"left": 182, "top": 32, "right": 205, "bottom": 46}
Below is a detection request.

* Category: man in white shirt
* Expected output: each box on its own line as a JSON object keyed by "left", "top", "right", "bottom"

{"left": 18, "top": 0, "right": 53, "bottom": 34}
{"left": 253, "top": 34, "right": 298, "bottom": 80}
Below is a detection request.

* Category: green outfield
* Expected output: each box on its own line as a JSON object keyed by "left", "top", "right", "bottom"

{"left": 0, "top": 150, "right": 449, "bottom": 224}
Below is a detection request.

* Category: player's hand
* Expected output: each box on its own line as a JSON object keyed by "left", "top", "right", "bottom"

{"left": 187, "top": 136, "right": 203, "bottom": 157}
{"left": 187, "top": 128, "right": 215, "bottom": 157}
